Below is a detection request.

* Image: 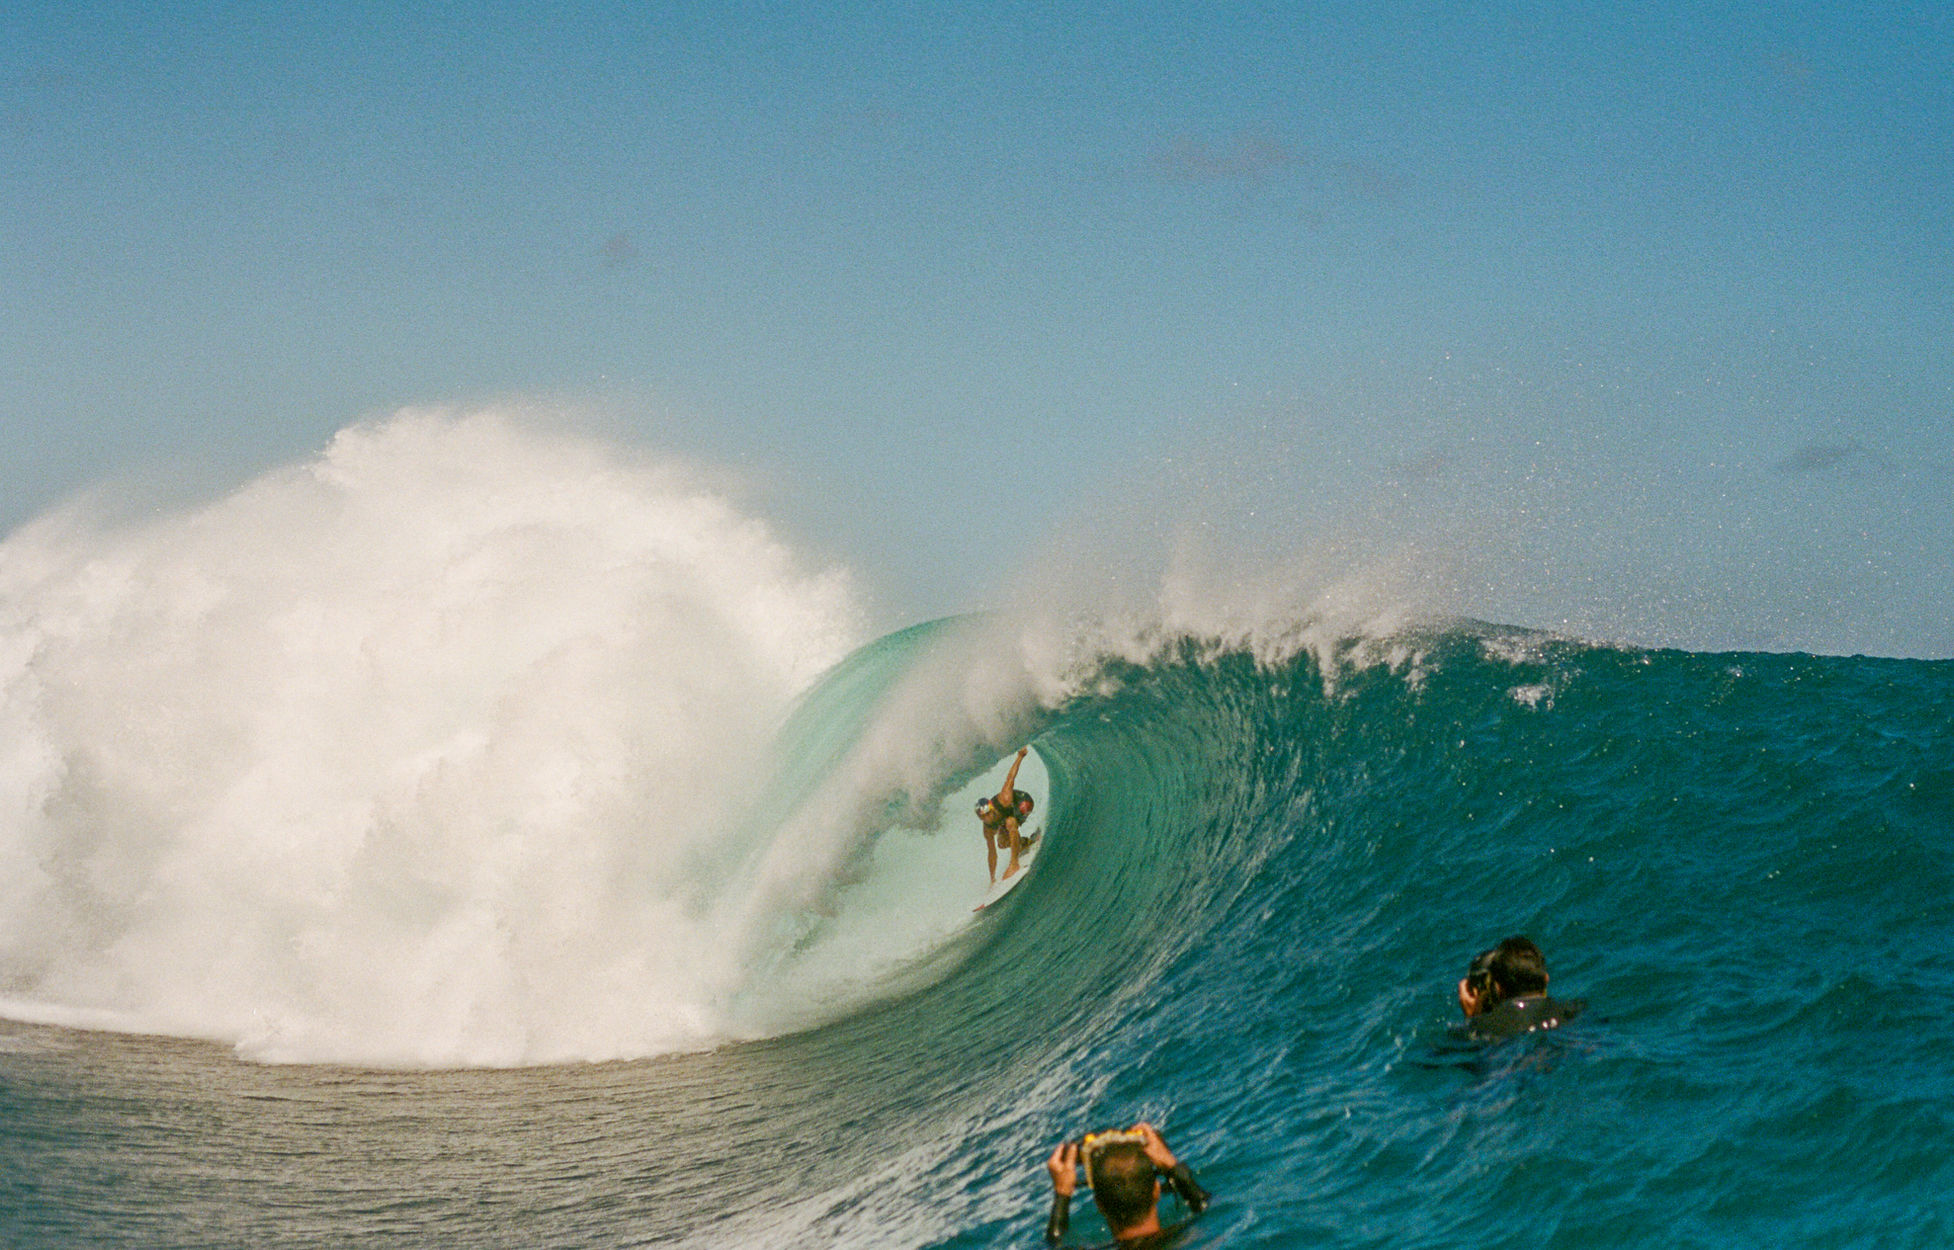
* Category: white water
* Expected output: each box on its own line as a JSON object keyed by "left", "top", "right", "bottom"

{"left": 0, "top": 405, "right": 1446, "bottom": 1068}
{"left": 0, "top": 409, "right": 909, "bottom": 1066}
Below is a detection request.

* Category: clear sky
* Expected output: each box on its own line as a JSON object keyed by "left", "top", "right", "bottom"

{"left": 4, "top": 3, "right": 1950, "bottom": 655}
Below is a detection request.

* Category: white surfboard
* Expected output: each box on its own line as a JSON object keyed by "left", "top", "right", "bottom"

{"left": 974, "top": 827, "right": 1041, "bottom": 912}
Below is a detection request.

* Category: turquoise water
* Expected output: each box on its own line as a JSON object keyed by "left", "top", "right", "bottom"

{"left": 4, "top": 622, "right": 1952, "bottom": 1246}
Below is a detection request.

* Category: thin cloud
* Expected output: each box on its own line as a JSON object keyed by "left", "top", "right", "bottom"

{"left": 601, "top": 232, "right": 638, "bottom": 271}
{"left": 1151, "top": 132, "right": 1302, "bottom": 186}
{"left": 1328, "top": 156, "right": 1404, "bottom": 201}
{"left": 1773, "top": 441, "right": 1894, "bottom": 477}
{"left": 1141, "top": 130, "right": 1403, "bottom": 206}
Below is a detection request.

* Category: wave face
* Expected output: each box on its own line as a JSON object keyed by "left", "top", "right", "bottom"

{"left": 2, "top": 415, "right": 1952, "bottom": 1245}
{"left": 705, "top": 630, "right": 1953, "bottom": 1248}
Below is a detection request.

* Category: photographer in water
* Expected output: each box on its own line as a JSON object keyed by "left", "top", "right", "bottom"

{"left": 1043, "top": 1122, "right": 1209, "bottom": 1246}
{"left": 1457, "top": 935, "right": 1584, "bottom": 1041}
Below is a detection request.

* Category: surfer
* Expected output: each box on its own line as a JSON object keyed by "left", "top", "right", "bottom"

{"left": 1457, "top": 936, "right": 1584, "bottom": 1041}
{"left": 1043, "top": 1121, "right": 1209, "bottom": 1247}
{"left": 977, "top": 746, "right": 1036, "bottom": 884}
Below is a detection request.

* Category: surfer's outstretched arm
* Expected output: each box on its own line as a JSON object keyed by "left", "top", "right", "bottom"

{"left": 995, "top": 746, "right": 1029, "bottom": 806}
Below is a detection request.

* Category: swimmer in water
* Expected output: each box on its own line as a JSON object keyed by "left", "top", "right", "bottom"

{"left": 1458, "top": 935, "right": 1585, "bottom": 1041}
{"left": 1043, "top": 1121, "right": 1209, "bottom": 1246}
{"left": 976, "top": 746, "right": 1035, "bottom": 883}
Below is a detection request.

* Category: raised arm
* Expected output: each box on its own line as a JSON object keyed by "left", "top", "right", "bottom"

{"left": 996, "top": 747, "right": 1030, "bottom": 806}
{"left": 1044, "top": 1139, "right": 1079, "bottom": 1245}
{"left": 1135, "top": 1123, "right": 1209, "bottom": 1215}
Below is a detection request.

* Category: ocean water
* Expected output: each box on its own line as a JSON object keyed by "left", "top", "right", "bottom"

{"left": 2, "top": 414, "right": 1951, "bottom": 1247}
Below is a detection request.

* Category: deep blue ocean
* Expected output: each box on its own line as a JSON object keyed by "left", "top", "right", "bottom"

{"left": 3, "top": 611, "right": 1950, "bottom": 1247}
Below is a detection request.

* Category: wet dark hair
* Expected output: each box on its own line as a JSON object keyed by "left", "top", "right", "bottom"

{"left": 1472, "top": 936, "right": 1548, "bottom": 1004}
{"left": 1086, "top": 1142, "right": 1158, "bottom": 1235}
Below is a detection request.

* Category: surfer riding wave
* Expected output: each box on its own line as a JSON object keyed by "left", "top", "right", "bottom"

{"left": 977, "top": 747, "right": 1037, "bottom": 884}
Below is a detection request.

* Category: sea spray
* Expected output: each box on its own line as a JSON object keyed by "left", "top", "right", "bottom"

{"left": 0, "top": 408, "right": 1570, "bottom": 1068}
{"left": 0, "top": 409, "right": 869, "bottom": 1065}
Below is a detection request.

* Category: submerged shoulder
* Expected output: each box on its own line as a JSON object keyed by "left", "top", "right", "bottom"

{"left": 1471, "top": 994, "right": 1585, "bottom": 1041}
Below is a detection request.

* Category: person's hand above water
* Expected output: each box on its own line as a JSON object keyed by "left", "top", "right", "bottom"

{"left": 1046, "top": 1140, "right": 1079, "bottom": 1197}
{"left": 1133, "top": 1122, "right": 1178, "bottom": 1172}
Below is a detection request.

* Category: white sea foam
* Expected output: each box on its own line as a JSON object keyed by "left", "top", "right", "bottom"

{"left": 0, "top": 408, "right": 885, "bottom": 1066}
{"left": 1510, "top": 683, "right": 1555, "bottom": 709}
{"left": 0, "top": 404, "right": 1484, "bottom": 1068}
{"left": 961, "top": 511, "right": 1455, "bottom": 710}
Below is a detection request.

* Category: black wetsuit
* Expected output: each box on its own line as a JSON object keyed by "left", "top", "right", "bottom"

{"left": 1469, "top": 994, "right": 1584, "bottom": 1042}
{"left": 1045, "top": 1163, "right": 1210, "bottom": 1247}
{"left": 979, "top": 789, "right": 1033, "bottom": 830}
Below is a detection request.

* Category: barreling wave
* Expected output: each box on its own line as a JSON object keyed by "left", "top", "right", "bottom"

{"left": 0, "top": 401, "right": 1499, "bottom": 1068}
{"left": 5, "top": 405, "right": 1947, "bottom": 1109}
{"left": 690, "top": 620, "right": 1953, "bottom": 1247}
{"left": 0, "top": 408, "right": 1333, "bottom": 1065}
{"left": 4, "top": 410, "right": 1950, "bottom": 1247}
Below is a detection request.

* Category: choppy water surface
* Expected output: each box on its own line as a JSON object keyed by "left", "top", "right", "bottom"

{"left": 4, "top": 418, "right": 1950, "bottom": 1246}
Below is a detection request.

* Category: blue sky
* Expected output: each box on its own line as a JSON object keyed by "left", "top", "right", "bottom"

{"left": 4, "top": 3, "right": 1950, "bottom": 655}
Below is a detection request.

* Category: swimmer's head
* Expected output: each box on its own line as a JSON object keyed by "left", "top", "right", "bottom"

{"left": 1459, "top": 936, "right": 1548, "bottom": 1016}
{"left": 1081, "top": 1139, "right": 1158, "bottom": 1234}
